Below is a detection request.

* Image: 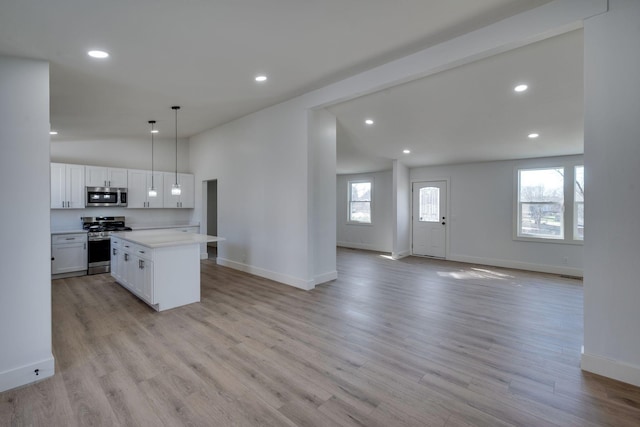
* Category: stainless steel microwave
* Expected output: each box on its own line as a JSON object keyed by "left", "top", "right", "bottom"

{"left": 86, "top": 187, "right": 128, "bottom": 207}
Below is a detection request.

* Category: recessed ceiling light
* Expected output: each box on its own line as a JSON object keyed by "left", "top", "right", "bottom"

{"left": 403, "top": 149, "right": 411, "bottom": 154}
{"left": 514, "top": 84, "right": 528, "bottom": 92}
{"left": 88, "top": 50, "right": 109, "bottom": 59}
{"left": 49, "top": 131, "right": 58, "bottom": 135}
{"left": 365, "top": 119, "right": 374, "bottom": 125}
{"left": 255, "top": 75, "right": 267, "bottom": 82}
{"left": 528, "top": 133, "right": 540, "bottom": 139}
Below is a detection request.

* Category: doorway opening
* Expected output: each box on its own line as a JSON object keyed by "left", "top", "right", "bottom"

{"left": 205, "top": 179, "right": 218, "bottom": 260}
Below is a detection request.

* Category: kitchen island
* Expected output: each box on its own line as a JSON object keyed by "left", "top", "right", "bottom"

{"left": 110, "top": 230, "right": 224, "bottom": 311}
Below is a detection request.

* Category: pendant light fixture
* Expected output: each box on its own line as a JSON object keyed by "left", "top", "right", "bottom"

{"left": 171, "top": 106, "right": 182, "bottom": 196}
{"left": 148, "top": 120, "right": 158, "bottom": 198}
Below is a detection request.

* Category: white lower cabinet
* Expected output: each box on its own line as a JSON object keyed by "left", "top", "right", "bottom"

{"left": 51, "top": 233, "right": 87, "bottom": 276}
{"left": 134, "top": 255, "right": 154, "bottom": 303}
{"left": 111, "top": 232, "right": 201, "bottom": 311}
{"left": 112, "top": 238, "right": 154, "bottom": 305}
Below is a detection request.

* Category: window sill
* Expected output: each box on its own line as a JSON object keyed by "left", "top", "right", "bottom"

{"left": 514, "top": 235, "right": 584, "bottom": 245}
{"left": 347, "top": 221, "right": 373, "bottom": 226}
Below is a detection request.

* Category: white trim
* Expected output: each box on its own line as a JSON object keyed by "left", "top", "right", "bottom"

{"left": 347, "top": 178, "right": 373, "bottom": 225}
{"left": 315, "top": 271, "right": 338, "bottom": 285}
{"left": 216, "top": 257, "right": 315, "bottom": 290}
{"left": 581, "top": 351, "right": 640, "bottom": 388}
{"left": 337, "top": 241, "right": 389, "bottom": 252}
{"left": 449, "top": 253, "right": 583, "bottom": 277}
{"left": 392, "top": 250, "right": 411, "bottom": 260}
{"left": 513, "top": 160, "right": 585, "bottom": 245}
{"left": 0, "top": 355, "right": 55, "bottom": 393}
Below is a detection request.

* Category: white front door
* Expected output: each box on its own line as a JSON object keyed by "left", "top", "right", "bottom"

{"left": 412, "top": 181, "right": 447, "bottom": 258}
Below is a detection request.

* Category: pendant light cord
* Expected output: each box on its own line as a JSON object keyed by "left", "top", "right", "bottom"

{"left": 149, "top": 120, "right": 155, "bottom": 188}
{"left": 172, "top": 106, "right": 180, "bottom": 185}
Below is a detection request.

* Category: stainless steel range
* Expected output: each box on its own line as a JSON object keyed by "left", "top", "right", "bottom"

{"left": 82, "top": 216, "right": 132, "bottom": 275}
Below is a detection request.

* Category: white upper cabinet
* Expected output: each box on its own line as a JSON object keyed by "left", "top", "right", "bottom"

{"left": 128, "top": 169, "right": 164, "bottom": 208}
{"left": 51, "top": 163, "right": 85, "bottom": 209}
{"left": 163, "top": 172, "right": 194, "bottom": 208}
{"left": 86, "top": 166, "right": 128, "bottom": 188}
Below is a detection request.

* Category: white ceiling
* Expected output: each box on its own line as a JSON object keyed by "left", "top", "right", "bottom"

{"left": 330, "top": 28, "right": 584, "bottom": 173}
{"left": 0, "top": 0, "right": 577, "bottom": 174}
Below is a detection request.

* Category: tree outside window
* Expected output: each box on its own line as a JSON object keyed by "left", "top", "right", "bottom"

{"left": 349, "top": 180, "right": 372, "bottom": 224}
{"left": 518, "top": 168, "right": 564, "bottom": 239}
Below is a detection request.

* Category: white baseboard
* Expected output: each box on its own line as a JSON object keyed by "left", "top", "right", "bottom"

{"left": 448, "top": 253, "right": 583, "bottom": 277}
{"left": 0, "top": 355, "right": 55, "bottom": 393}
{"left": 337, "top": 242, "right": 390, "bottom": 252}
{"left": 392, "top": 250, "right": 410, "bottom": 260}
{"left": 315, "top": 270, "right": 337, "bottom": 286}
{"left": 581, "top": 351, "right": 640, "bottom": 388}
{"left": 216, "top": 258, "right": 315, "bottom": 290}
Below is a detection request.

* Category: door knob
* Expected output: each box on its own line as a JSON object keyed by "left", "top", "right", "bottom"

{"left": 441, "top": 222, "right": 446, "bottom": 225}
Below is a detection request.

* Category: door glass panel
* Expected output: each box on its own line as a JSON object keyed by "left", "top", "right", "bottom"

{"left": 419, "top": 187, "right": 439, "bottom": 222}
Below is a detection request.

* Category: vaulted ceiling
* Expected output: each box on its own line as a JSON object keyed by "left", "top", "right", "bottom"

{"left": 0, "top": 0, "right": 579, "bottom": 174}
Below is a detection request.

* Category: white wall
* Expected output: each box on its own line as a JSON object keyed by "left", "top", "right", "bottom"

{"left": 308, "top": 109, "right": 338, "bottom": 285}
{"left": 337, "top": 171, "right": 393, "bottom": 253}
{"left": 411, "top": 155, "right": 584, "bottom": 276}
{"left": 51, "top": 136, "right": 190, "bottom": 173}
{"left": 582, "top": 0, "right": 640, "bottom": 387}
{"left": 189, "top": 99, "right": 315, "bottom": 289}
{"left": 392, "top": 160, "right": 411, "bottom": 258}
{"left": 0, "top": 56, "right": 54, "bottom": 392}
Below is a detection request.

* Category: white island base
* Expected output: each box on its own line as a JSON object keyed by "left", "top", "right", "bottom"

{"left": 111, "top": 230, "right": 223, "bottom": 311}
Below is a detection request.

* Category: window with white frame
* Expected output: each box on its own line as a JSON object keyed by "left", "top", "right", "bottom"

{"left": 516, "top": 164, "right": 584, "bottom": 243}
{"left": 348, "top": 180, "right": 372, "bottom": 224}
{"left": 574, "top": 165, "right": 584, "bottom": 240}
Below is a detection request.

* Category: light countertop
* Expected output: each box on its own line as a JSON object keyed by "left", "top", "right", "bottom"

{"left": 51, "top": 229, "right": 86, "bottom": 235}
{"left": 129, "top": 224, "right": 200, "bottom": 231}
{"left": 112, "top": 229, "right": 224, "bottom": 249}
{"left": 52, "top": 224, "right": 199, "bottom": 235}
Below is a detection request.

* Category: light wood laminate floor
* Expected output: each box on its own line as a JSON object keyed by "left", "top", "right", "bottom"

{"left": 2, "top": 248, "right": 640, "bottom": 426}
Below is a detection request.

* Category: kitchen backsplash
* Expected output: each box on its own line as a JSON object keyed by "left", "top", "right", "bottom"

{"left": 51, "top": 207, "right": 195, "bottom": 231}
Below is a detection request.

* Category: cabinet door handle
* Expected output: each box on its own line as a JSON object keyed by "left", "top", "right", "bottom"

{"left": 124, "top": 253, "right": 129, "bottom": 261}
{"left": 84, "top": 243, "right": 86, "bottom": 250}
{"left": 62, "top": 201, "right": 65, "bottom": 208}
{"left": 112, "top": 248, "right": 117, "bottom": 255}
{"left": 65, "top": 237, "right": 75, "bottom": 240}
